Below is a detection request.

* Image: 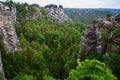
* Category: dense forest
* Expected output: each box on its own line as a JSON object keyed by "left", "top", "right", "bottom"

{"left": 0, "top": 0, "right": 120, "bottom": 80}
{"left": 64, "top": 8, "right": 120, "bottom": 23}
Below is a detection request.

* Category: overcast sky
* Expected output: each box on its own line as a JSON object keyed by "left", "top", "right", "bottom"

{"left": 1, "top": 0, "right": 120, "bottom": 8}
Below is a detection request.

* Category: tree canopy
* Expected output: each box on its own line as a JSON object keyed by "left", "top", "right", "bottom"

{"left": 67, "top": 59, "right": 117, "bottom": 80}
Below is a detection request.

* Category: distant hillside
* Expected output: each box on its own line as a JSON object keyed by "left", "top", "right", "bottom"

{"left": 64, "top": 8, "right": 120, "bottom": 23}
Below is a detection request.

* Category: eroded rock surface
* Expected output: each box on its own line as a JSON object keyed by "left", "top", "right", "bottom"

{"left": 0, "top": 3, "right": 20, "bottom": 80}
{"left": 45, "top": 4, "right": 71, "bottom": 22}
{"left": 25, "top": 3, "right": 42, "bottom": 20}
{"left": 80, "top": 28, "right": 97, "bottom": 55}
{"left": 78, "top": 16, "right": 119, "bottom": 61}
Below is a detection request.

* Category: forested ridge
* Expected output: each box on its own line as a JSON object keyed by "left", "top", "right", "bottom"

{"left": 64, "top": 8, "right": 120, "bottom": 23}
{"left": 0, "top": 0, "right": 120, "bottom": 80}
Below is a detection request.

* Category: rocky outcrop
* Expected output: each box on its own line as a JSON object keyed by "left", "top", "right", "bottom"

{"left": 45, "top": 4, "right": 71, "bottom": 22}
{"left": 78, "top": 16, "right": 118, "bottom": 61}
{"left": 25, "top": 3, "right": 42, "bottom": 20}
{"left": 0, "top": 3, "right": 20, "bottom": 51}
{"left": 0, "top": 3, "right": 21, "bottom": 80}
{"left": 79, "top": 27, "right": 97, "bottom": 55}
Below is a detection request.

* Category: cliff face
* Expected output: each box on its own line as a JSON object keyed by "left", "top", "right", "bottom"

{"left": 79, "top": 27, "right": 97, "bottom": 56}
{"left": 78, "top": 15, "right": 119, "bottom": 60}
{"left": 0, "top": 3, "right": 20, "bottom": 80}
{"left": 0, "top": 3, "right": 20, "bottom": 51}
{"left": 45, "top": 4, "right": 71, "bottom": 22}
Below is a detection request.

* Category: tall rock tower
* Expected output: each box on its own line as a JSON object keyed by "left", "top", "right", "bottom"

{"left": 78, "top": 16, "right": 117, "bottom": 61}
{"left": 0, "top": 3, "right": 20, "bottom": 51}
{"left": 0, "top": 3, "right": 20, "bottom": 80}
{"left": 45, "top": 4, "right": 71, "bottom": 22}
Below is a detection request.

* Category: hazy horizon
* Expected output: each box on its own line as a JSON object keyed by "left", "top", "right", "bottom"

{"left": 0, "top": 0, "right": 120, "bottom": 9}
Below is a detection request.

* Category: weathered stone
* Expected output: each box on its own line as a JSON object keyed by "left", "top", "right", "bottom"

{"left": 26, "top": 4, "right": 42, "bottom": 20}
{"left": 78, "top": 16, "right": 119, "bottom": 61}
{"left": 0, "top": 3, "right": 21, "bottom": 80}
{"left": 59, "top": 5, "right": 63, "bottom": 9}
{"left": 45, "top": 4, "right": 71, "bottom": 22}
{"left": 48, "top": 4, "right": 54, "bottom": 8}
{"left": 31, "top": 4, "right": 39, "bottom": 8}
{"left": 79, "top": 28, "right": 97, "bottom": 56}
{"left": 24, "top": 3, "right": 29, "bottom": 7}
{"left": 45, "top": 5, "right": 49, "bottom": 8}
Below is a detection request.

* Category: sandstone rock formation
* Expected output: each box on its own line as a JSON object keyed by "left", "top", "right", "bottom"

{"left": 79, "top": 27, "right": 97, "bottom": 56}
{"left": 25, "top": 3, "right": 42, "bottom": 20}
{"left": 45, "top": 4, "right": 71, "bottom": 22}
{"left": 78, "top": 16, "right": 118, "bottom": 61}
{"left": 0, "top": 3, "right": 20, "bottom": 51}
{"left": 0, "top": 3, "right": 21, "bottom": 80}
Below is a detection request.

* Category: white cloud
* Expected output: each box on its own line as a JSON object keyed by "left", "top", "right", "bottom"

{"left": 0, "top": 0, "right": 120, "bottom": 8}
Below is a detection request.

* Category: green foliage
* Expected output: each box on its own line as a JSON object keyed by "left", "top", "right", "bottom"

{"left": 0, "top": 74, "right": 2, "bottom": 80}
{"left": 106, "top": 13, "right": 111, "bottom": 18}
{"left": 43, "top": 75, "right": 56, "bottom": 80}
{"left": 79, "top": 48, "right": 86, "bottom": 61}
{"left": 12, "top": 73, "right": 36, "bottom": 80}
{"left": 4, "top": 0, "right": 14, "bottom": 6}
{"left": 2, "top": 48, "right": 48, "bottom": 80}
{"left": 37, "top": 33, "right": 46, "bottom": 44}
{"left": 2, "top": 17, "right": 84, "bottom": 80}
{"left": 101, "top": 29, "right": 110, "bottom": 54}
{"left": 114, "top": 23, "right": 120, "bottom": 37}
{"left": 64, "top": 9, "right": 114, "bottom": 23}
{"left": 86, "top": 51, "right": 103, "bottom": 61}
{"left": 103, "top": 54, "right": 120, "bottom": 80}
{"left": 106, "top": 13, "right": 111, "bottom": 20}
{"left": 111, "top": 45, "right": 119, "bottom": 53}
{"left": 2, "top": 1, "right": 120, "bottom": 80}
{"left": 15, "top": 3, "right": 26, "bottom": 22}
{"left": 101, "top": 29, "right": 110, "bottom": 41}
{"left": 67, "top": 59, "right": 117, "bottom": 80}
{"left": 14, "top": 2, "right": 38, "bottom": 22}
